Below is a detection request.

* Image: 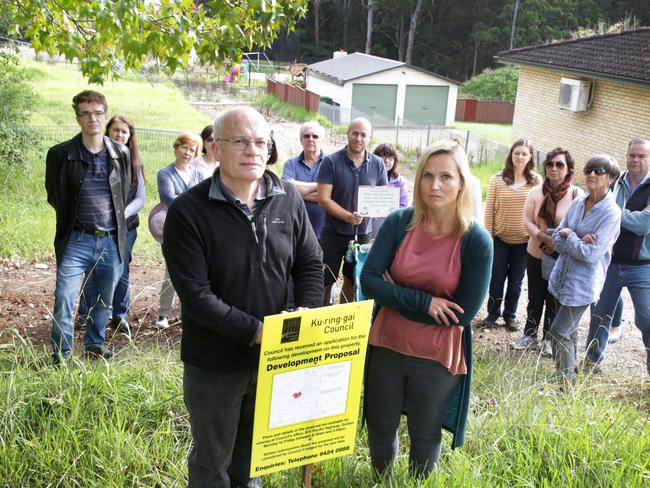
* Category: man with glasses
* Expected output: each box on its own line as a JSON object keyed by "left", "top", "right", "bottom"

{"left": 162, "top": 106, "right": 323, "bottom": 487}
{"left": 317, "top": 117, "right": 388, "bottom": 305}
{"left": 282, "top": 121, "right": 327, "bottom": 238}
{"left": 585, "top": 138, "right": 650, "bottom": 375}
{"left": 45, "top": 90, "right": 130, "bottom": 364}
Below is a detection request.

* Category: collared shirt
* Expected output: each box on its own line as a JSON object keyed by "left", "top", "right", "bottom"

{"left": 283, "top": 150, "right": 326, "bottom": 238}
{"left": 217, "top": 174, "right": 268, "bottom": 221}
{"left": 316, "top": 147, "right": 388, "bottom": 236}
{"left": 76, "top": 144, "right": 116, "bottom": 231}
{"left": 623, "top": 170, "right": 650, "bottom": 195}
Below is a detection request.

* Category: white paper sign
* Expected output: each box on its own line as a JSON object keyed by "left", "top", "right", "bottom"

{"left": 357, "top": 186, "right": 400, "bottom": 218}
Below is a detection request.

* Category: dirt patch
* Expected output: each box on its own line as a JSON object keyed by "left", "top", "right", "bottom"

{"left": 1, "top": 257, "right": 646, "bottom": 383}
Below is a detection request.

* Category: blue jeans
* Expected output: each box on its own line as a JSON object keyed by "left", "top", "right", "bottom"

{"left": 183, "top": 364, "right": 261, "bottom": 488}
{"left": 79, "top": 228, "right": 137, "bottom": 321}
{"left": 486, "top": 237, "right": 528, "bottom": 321}
{"left": 585, "top": 263, "right": 650, "bottom": 371}
{"left": 51, "top": 231, "right": 123, "bottom": 359}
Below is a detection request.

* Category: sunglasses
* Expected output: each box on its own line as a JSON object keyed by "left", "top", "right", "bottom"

{"left": 544, "top": 161, "right": 566, "bottom": 169}
{"left": 583, "top": 166, "right": 608, "bottom": 176}
{"left": 302, "top": 133, "right": 319, "bottom": 140}
{"left": 205, "top": 136, "right": 215, "bottom": 143}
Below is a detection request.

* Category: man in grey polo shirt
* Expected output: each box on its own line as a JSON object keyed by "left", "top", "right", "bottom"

{"left": 317, "top": 117, "right": 387, "bottom": 305}
{"left": 45, "top": 90, "right": 130, "bottom": 364}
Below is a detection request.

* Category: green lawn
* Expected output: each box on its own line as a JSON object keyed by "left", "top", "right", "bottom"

{"left": 1, "top": 339, "right": 648, "bottom": 487}
{"left": 23, "top": 59, "right": 210, "bottom": 130}
{"left": 454, "top": 121, "right": 512, "bottom": 147}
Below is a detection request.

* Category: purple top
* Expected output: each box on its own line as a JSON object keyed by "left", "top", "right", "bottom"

{"left": 389, "top": 174, "right": 409, "bottom": 208}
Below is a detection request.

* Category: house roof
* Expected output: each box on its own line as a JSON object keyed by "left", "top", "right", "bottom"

{"left": 307, "top": 52, "right": 461, "bottom": 86}
{"left": 496, "top": 27, "right": 650, "bottom": 85}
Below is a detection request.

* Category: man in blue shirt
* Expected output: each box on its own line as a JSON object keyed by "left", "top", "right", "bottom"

{"left": 45, "top": 90, "right": 130, "bottom": 364}
{"left": 317, "top": 117, "right": 388, "bottom": 305}
{"left": 282, "top": 121, "right": 327, "bottom": 238}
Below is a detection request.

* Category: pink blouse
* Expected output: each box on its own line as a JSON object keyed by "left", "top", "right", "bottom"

{"left": 368, "top": 223, "right": 466, "bottom": 374}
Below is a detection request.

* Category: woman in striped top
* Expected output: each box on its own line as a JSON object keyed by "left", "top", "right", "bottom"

{"left": 479, "top": 139, "right": 541, "bottom": 330}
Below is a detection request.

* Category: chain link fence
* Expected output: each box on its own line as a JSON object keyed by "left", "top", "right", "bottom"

{"left": 319, "top": 103, "right": 511, "bottom": 166}
{"left": 35, "top": 126, "right": 182, "bottom": 172}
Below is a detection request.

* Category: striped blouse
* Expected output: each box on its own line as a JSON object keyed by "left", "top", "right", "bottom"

{"left": 484, "top": 173, "right": 539, "bottom": 244}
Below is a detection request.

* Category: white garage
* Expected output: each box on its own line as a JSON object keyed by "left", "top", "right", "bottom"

{"left": 306, "top": 52, "right": 460, "bottom": 127}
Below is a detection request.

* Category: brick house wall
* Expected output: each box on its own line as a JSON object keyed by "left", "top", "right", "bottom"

{"left": 512, "top": 66, "right": 650, "bottom": 182}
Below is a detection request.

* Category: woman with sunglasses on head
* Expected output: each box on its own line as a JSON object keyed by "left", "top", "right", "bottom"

{"left": 192, "top": 125, "right": 219, "bottom": 180}
{"left": 480, "top": 139, "right": 541, "bottom": 331}
{"left": 547, "top": 155, "right": 621, "bottom": 387}
{"left": 511, "top": 148, "right": 583, "bottom": 355}
{"left": 78, "top": 115, "right": 145, "bottom": 334}
{"left": 361, "top": 141, "right": 492, "bottom": 480}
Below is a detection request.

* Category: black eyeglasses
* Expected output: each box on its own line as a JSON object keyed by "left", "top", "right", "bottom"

{"left": 302, "top": 133, "right": 319, "bottom": 140}
{"left": 544, "top": 161, "right": 566, "bottom": 169}
{"left": 583, "top": 166, "right": 608, "bottom": 176}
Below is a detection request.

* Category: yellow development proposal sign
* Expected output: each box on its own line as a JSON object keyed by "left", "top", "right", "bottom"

{"left": 250, "top": 301, "right": 373, "bottom": 477}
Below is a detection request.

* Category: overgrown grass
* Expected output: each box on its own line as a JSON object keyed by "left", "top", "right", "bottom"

{"left": 258, "top": 93, "right": 335, "bottom": 129}
{"left": 454, "top": 122, "right": 512, "bottom": 147}
{"left": 472, "top": 159, "right": 504, "bottom": 198}
{"left": 1, "top": 334, "right": 648, "bottom": 487}
{"left": 22, "top": 59, "right": 210, "bottom": 130}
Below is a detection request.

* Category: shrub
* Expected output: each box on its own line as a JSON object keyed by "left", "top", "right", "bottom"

{"left": 0, "top": 51, "right": 39, "bottom": 165}
{"left": 460, "top": 66, "right": 519, "bottom": 103}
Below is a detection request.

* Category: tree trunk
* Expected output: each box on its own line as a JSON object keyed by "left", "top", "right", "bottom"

{"left": 509, "top": 0, "right": 520, "bottom": 50}
{"left": 313, "top": 0, "right": 321, "bottom": 46}
{"left": 365, "top": 0, "right": 373, "bottom": 54}
{"left": 405, "top": 0, "right": 424, "bottom": 64}
{"left": 342, "top": 0, "right": 352, "bottom": 50}
{"left": 472, "top": 37, "right": 479, "bottom": 77}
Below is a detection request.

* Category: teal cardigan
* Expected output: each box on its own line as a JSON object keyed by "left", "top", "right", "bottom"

{"left": 360, "top": 207, "right": 493, "bottom": 448}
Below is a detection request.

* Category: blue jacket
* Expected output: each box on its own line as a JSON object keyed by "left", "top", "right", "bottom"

{"left": 549, "top": 192, "right": 621, "bottom": 307}
{"left": 157, "top": 163, "right": 202, "bottom": 205}
{"left": 360, "top": 207, "right": 493, "bottom": 448}
{"left": 611, "top": 172, "right": 650, "bottom": 264}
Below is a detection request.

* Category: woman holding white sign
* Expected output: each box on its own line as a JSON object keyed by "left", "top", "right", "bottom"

{"left": 360, "top": 141, "right": 492, "bottom": 479}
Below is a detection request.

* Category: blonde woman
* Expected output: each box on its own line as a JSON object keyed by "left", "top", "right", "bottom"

{"left": 360, "top": 141, "right": 492, "bottom": 479}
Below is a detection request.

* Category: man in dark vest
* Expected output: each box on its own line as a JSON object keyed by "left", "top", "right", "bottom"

{"left": 45, "top": 90, "right": 130, "bottom": 364}
{"left": 585, "top": 137, "right": 650, "bottom": 375}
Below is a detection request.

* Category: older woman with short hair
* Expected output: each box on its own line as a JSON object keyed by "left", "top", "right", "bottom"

{"left": 361, "top": 141, "right": 492, "bottom": 479}
{"left": 547, "top": 155, "right": 621, "bottom": 386}
{"left": 154, "top": 131, "right": 203, "bottom": 329}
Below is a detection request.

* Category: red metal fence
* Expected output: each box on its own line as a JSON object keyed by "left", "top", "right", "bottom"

{"left": 455, "top": 99, "right": 514, "bottom": 124}
{"left": 267, "top": 80, "right": 320, "bottom": 112}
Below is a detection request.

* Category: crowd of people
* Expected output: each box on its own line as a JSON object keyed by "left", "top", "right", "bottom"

{"left": 45, "top": 89, "right": 650, "bottom": 485}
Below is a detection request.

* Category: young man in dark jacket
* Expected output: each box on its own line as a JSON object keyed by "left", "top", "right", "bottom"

{"left": 45, "top": 90, "right": 130, "bottom": 364}
{"left": 163, "top": 107, "right": 323, "bottom": 487}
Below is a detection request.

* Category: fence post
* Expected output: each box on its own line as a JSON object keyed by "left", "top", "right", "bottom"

{"left": 395, "top": 116, "right": 400, "bottom": 145}
{"left": 465, "top": 131, "right": 470, "bottom": 153}
{"left": 426, "top": 121, "right": 431, "bottom": 146}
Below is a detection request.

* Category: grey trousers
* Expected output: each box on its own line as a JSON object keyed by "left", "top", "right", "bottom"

{"left": 183, "top": 364, "right": 261, "bottom": 488}
{"left": 158, "top": 265, "right": 176, "bottom": 318}
{"left": 365, "top": 346, "right": 462, "bottom": 480}
{"left": 548, "top": 304, "right": 589, "bottom": 381}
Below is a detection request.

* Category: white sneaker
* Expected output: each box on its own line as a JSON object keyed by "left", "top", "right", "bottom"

{"left": 510, "top": 335, "right": 538, "bottom": 350}
{"left": 541, "top": 339, "right": 553, "bottom": 357}
{"left": 608, "top": 326, "right": 622, "bottom": 344}
{"left": 154, "top": 316, "right": 170, "bottom": 329}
